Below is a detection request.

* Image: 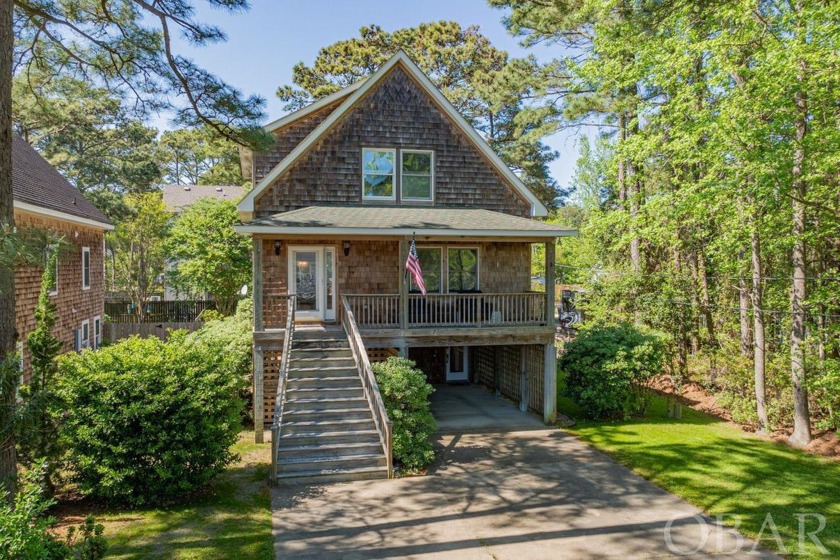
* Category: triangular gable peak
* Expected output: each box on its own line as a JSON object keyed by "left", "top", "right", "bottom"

{"left": 238, "top": 51, "right": 548, "bottom": 220}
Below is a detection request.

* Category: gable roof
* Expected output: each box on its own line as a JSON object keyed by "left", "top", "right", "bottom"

{"left": 263, "top": 79, "right": 365, "bottom": 133}
{"left": 12, "top": 135, "right": 112, "bottom": 229}
{"left": 238, "top": 51, "right": 549, "bottom": 220}
{"left": 235, "top": 206, "right": 575, "bottom": 238}
{"left": 162, "top": 184, "right": 245, "bottom": 213}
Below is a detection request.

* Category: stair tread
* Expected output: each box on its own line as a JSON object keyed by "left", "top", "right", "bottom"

{"left": 282, "top": 418, "right": 373, "bottom": 426}
{"left": 276, "top": 465, "right": 387, "bottom": 479}
{"left": 280, "top": 453, "right": 385, "bottom": 465}
{"left": 289, "top": 365, "right": 357, "bottom": 372}
{"left": 286, "top": 387, "right": 362, "bottom": 393}
{"left": 288, "top": 376, "right": 358, "bottom": 382}
{"left": 279, "top": 429, "right": 379, "bottom": 439}
{"left": 286, "top": 396, "right": 367, "bottom": 404}
{"left": 284, "top": 407, "right": 370, "bottom": 415}
{"left": 276, "top": 442, "right": 382, "bottom": 452}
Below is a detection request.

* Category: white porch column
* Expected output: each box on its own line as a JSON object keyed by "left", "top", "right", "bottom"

{"left": 544, "top": 240, "right": 557, "bottom": 424}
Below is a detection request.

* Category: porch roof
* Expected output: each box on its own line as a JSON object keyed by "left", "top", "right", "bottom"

{"left": 235, "top": 206, "right": 577, "bottom": 238}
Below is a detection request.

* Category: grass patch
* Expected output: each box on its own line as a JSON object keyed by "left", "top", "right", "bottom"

{"left": 557, "top": 373, "right": 840, "bottom": 558}
{"left": 66, "top": 432, "right": 273, "bottom": 560}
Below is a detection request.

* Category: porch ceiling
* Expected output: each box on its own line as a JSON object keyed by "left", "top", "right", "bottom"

{"left": 235, "top": 206, "right": 577, "bottom": 238}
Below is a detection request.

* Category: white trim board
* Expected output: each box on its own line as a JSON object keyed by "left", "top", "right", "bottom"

{"left": 238, "top": 51, "right": 548, "bottom": 221}
{"left": 264, "top": 80, "right": 365, "bottom": 132}
{"left": 234, "top": 224, "right": 575, "bottom": 238}
{"left": 14, "top": 201, "right": 114, "bottom": 230}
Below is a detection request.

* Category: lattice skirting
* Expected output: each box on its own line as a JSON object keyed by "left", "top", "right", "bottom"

{"left": 474, "top": 344, "right": 546, "bottom": 416}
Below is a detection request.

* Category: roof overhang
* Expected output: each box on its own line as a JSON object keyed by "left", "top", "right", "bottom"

{"left": 238, "top": 51, "right": 549, "bottom": 222}
{"left": 14, "top": 201, "right": 114, "bottom": 230}
{"left": 234, "top": 224, "right": 576, "bottom": 239}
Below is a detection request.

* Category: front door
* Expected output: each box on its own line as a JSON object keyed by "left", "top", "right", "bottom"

{"left": 288, "top": 246, "right": 336, "bottom": 322}
{"left": 446, "top": 346, "right": 469, "bottom": 382}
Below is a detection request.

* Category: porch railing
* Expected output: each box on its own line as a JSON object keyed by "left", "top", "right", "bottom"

{"left": 341, "top": 295, "right": 393, "bottom": 478}
{"left": 344, "top": 292, "right": 547, "bottom": 329}
{"left": 270, "top": 295, "right": 296, "bottom": 481}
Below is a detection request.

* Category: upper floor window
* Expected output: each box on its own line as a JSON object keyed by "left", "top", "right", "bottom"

{"left": 401, "top": 150, "right": 433, "bottom": 201}
{"left": 362, "top": 148, "right": 395, "bottom": 200}
{"left": 82, "top": 247, "right": 91, "bottom": 290}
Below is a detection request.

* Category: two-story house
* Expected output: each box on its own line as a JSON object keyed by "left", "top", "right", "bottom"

{"left": 236, "top": 52, "right": 575, "bottom": 483}
{"left": 12, "top": 135, "right": 112, "bottom": 381}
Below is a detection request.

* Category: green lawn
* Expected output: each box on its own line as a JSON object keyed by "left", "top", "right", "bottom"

{"left": 95, "top": 432, "right": 273, "bottom": 559}
{"left": 558, "top": 378, "right": 840, "bottom": 559}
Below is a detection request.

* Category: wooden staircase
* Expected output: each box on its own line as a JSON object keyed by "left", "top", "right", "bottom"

{"left": 274, "top": 329, "right": 389, "bottom": 483}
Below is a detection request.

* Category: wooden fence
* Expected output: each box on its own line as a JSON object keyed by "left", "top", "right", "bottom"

{"left": 103, "top": 321, "right": 204, "bottom": 342}
{"left": 105, "top": 300, "right": 216, "bottom": 323}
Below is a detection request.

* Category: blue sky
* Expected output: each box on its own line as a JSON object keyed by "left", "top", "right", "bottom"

{"left": 167, "top": 0, "right": 594, "bottom": 189}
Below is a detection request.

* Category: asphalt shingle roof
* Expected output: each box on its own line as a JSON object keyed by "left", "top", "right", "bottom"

{"left": 162, "top": 184, "right": 245, "bottom": 212}
{"left": 12, "top": 135, "right": 111, "bottom": 226}
{"left": 242, "top": 206, "right": 576, "bottom": 238}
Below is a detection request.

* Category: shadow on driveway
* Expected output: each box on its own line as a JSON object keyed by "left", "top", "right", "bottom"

{"left": 272, "top": 384, "right": 779, "bottom": 559}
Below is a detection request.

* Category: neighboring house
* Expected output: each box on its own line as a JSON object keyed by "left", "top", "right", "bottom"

{"left": 11, "top": 135, "right": 113, "bottom": 381}
{"left": 235, "top": 51, "right": 576, "bottom": 482}
{"left": 161, "top": 184, "right": 245, "bottom": 213}
{"left": 161, "top": 184, "right": 244, "bottom": 300}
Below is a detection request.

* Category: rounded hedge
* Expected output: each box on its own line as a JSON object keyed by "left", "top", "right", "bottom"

{"left": 56, "top": 333, "right": 244, "bottom": 506}
{"left": 372, "top": 357, "right": 436, "bottom": 470}
{"left": 561, "top": 322, "right": 664, "bottom": 419}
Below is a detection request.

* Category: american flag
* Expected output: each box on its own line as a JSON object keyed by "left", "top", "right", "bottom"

{"left": 406, "top": 238, "right": 426, "bottom": 295}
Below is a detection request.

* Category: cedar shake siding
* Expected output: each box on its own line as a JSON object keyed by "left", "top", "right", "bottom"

{"left": 253, "top": 66, "right": 530, "bottom": 218}
{"left": 258, "top": 237, "right": 529, "bottom": 326}
{"left": 14, "top": 211, "right": 105, "bottom": 381}
{"left": 252, "top": 101, "right": 343, "bottom": 186}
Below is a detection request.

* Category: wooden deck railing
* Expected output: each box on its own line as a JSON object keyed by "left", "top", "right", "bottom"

{"left": 344, "top": 292, "right": 547, "bottom": 329}
{"left": 341, "top": 295, "right": 393, "bottom": 478}
{"left": 270, "top": 295, "right": 296, "bottom": 481}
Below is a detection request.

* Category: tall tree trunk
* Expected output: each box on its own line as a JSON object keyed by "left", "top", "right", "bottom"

{"left": 0, "top": 0, "right": 18, "bottom": 499}
{"left": 739, "top": 248, "right": 753, "bottom": 358}
{"left": 751, "top": 223, "right": 769, "bottom": 434}
{"left": 789, "top": 60, "right": 811, "bottom": 446}
{"left": 697, "top": 248, "right": 716, "bottom": 348}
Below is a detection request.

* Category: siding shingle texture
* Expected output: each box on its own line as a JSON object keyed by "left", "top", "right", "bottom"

{"left": 253, "top": 67, "right": 531, "bottom": 218}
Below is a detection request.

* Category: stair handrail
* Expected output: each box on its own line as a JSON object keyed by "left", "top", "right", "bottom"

{"left": 270, "top": 294, "right": 296, "bottom": 481}
{"left": 341, "top": 295, "right": 393, "bottom": 478}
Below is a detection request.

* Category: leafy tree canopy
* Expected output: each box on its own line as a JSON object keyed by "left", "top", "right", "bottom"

{"left": 158, "top": 126, "right": 245, "bottom": 186}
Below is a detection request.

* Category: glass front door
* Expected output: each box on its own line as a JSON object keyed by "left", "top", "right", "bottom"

{"left": 288, "top": 246, "right": 336, "bottom": 321}
{"left": 446, "top": 346, "right": 469, "bottom": 382}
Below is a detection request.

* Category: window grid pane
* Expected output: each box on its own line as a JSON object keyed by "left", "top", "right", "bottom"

{"left": 448, "top": 248, "right": 478, "bottom": 292}
{"left": 363, "top": 149, "right": 395, "bottom": 199}
{"left": 401, "top": 151, "right": 432, "bottom": 200}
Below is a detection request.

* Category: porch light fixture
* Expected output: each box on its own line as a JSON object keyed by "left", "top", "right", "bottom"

{"left": 343, "top": 240, "right": 351, "bottom": 257}
{"left": 273, "top": 240, "right": 282, "bottom": 256}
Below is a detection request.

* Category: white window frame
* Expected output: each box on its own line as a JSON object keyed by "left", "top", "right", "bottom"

{"left": 400, "top": 149, "right": 434, "bottom": 202}
{"left": 80, "top": 319, "right": 90, "bottom": 350}
{"left": 361, "top": 147, "right": 397, "bottom": 201}
{"left": 93, "top": 316, "right": 101, "bottom": 349}
{"left": 447, "top": 246, "right": 480, "bottom": 293}
{"left": 81, "top": 247, "right": 91, "bottom": 290}
{"left": 412, "top": 246, "right": 442, "bottom": 294}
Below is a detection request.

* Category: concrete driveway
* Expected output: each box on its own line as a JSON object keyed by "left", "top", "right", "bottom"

{"left": 272, "top": 385, "right": 777, "bottom": 559}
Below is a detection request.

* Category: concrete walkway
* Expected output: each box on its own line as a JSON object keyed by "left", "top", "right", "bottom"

{"left": 272, "top": 384, "right": 778, "bottom": 559}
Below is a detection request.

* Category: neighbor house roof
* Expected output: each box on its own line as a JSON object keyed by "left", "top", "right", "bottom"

{"left": 238, "top": 51, "right": 549, "bottom": 221}
{"left": 162, "top": 184, "right": 245, "bottom": 212}
{"left": 12, "top": 135, "right": 112, "bottom": 229}
{"left": 235, "top": 206, "right": 576, "bottom": 238}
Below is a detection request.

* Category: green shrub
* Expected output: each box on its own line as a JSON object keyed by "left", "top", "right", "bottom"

{"left": 186, "top": 298, "right": 253, "bottom": 424}
{"left": 56, "top": 334, "right": 244, "bottom": 506}
{"left": 0, "top": 466, "right": 106, "bottom": 560}
{"left": 372, "top": 357, "right": 436, "bottom": 470}
{"left": 809, "top": 358, "right": 840, "bottom": 431}
{"left": 561, "top": 322, "right": 665, "bottom": 419}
